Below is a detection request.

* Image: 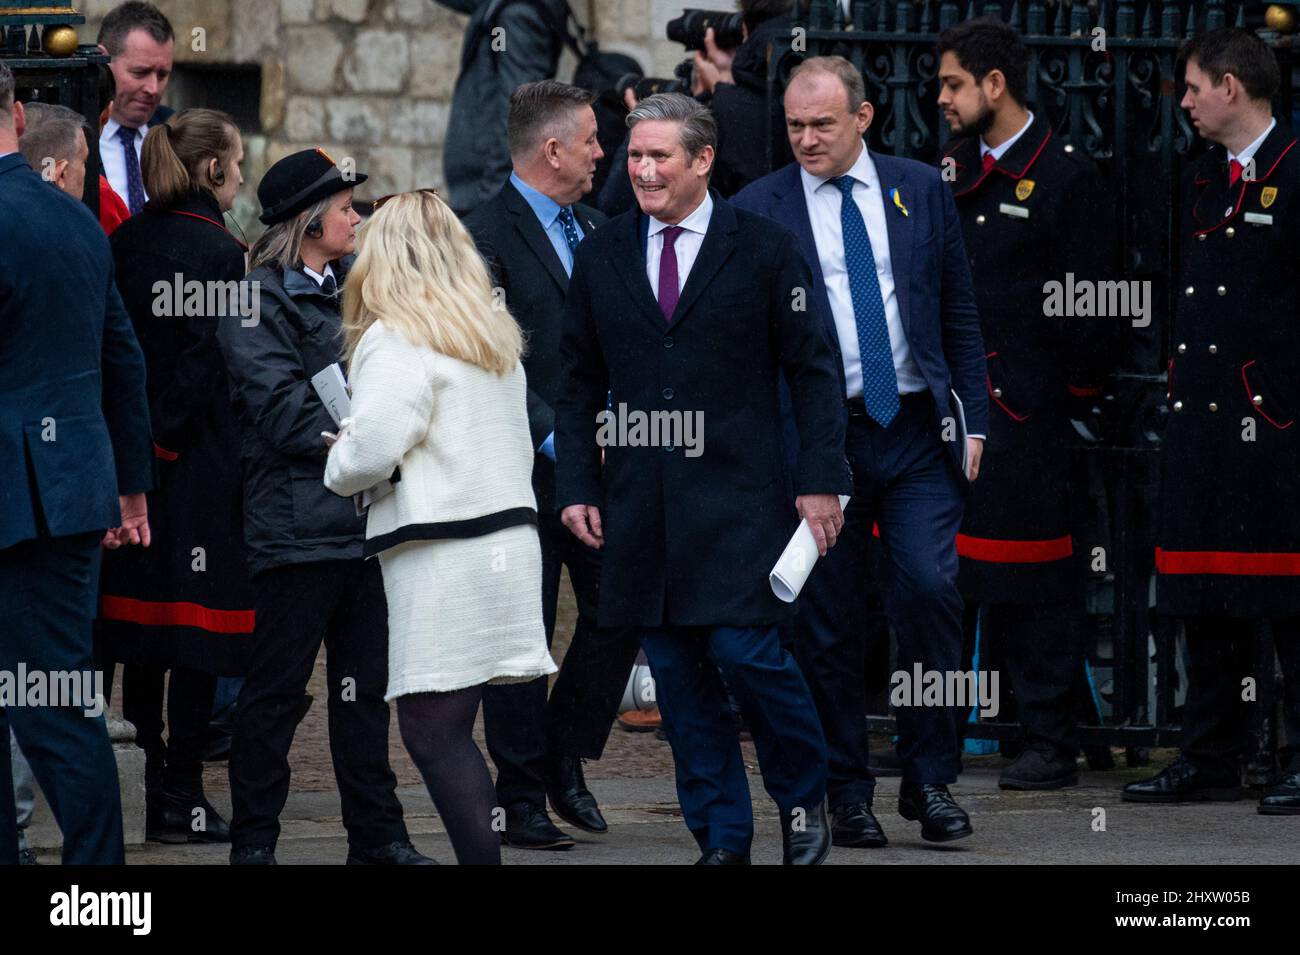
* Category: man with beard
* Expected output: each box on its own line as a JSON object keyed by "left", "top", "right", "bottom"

{"left": 935, "top": 18, "right": 1113, "bottom": 790}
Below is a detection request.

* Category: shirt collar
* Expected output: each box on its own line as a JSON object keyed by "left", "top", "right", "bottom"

{"left": 101, "top": 117, "right": 146, "bottom": 143}
{"left": 801, "top": 140, "right": 878, "bottom": 195}
{"left": 648, "top": 190, "right": 713, "bottom": 237}
{"left": 981, "top": 111, "right": 1035, "bottom": 163}
{"left": 1229, "top": 117, "right": 1277, "bottom": 166}
{"left": 510, "top": 170, "right": 566, "bottom": 229}
{"left": 302, "top": 263, "right": 336, "bottom": 287}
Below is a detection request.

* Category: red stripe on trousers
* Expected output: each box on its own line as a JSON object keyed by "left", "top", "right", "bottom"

{"left": 1155, "top": 547, "right": 1300, "bottom": 576}
{"left": 870, "top": 524, "right": 1073, "bottom": 563}
{"left": 99, "top": 596, "right": 255, "bottom": 634}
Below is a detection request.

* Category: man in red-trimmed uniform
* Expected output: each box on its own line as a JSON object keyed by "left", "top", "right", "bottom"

{"left": 1126, "top": 27, "right": 1300, "bottom": 813}
{"left": 937, "top": 18, "right": 1114, "bottom": 790}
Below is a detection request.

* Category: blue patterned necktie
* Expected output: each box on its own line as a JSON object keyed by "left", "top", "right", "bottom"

{"left": 557, "top": 206, "right": 581, "bottom": 254}
{"left": 117, "top": 125, "right": 146, "bottom": 215}
{"left": 833, "top": 174, "right": 899, "bottom": 426}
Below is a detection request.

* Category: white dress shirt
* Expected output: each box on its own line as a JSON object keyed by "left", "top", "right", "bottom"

{"left": 100, "top": 117, "right": 149, "bottom": 207}
{"left": 646, "top": 191, "right": 713, "bottom": 299}
{"left": 800, "top": 143, "right": 925, "bottom": 398}
{"left": 980, "top": 111, "right": 1034, "bottom": 164}
{"left": 1228, "top": 117, "right": 1277, "bottom": 168}
{"left": 302, "top": 263, "right": 337, "bottom": 287}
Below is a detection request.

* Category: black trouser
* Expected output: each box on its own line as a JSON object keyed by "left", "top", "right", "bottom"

{"left": 228, "top": 559, "right": 408, "bottom": 851}
{"left": 1182, "top": 617, "right": 1300, "bottom": 774}
{"left": 964, "top": 600, "right": 1085, "bottom": 753}
{"left": 0, "top": 532, "right": 123, "bottom": 865}
{"left": 482, "top": 512, "right": 639, "bottom": 809}
{"left": 122, "top": 664, "right": 216, "bottom": 794}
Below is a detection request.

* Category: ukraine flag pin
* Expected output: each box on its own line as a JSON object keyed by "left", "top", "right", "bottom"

{"left": 890, "top": 187, "right": 909, "bottom": 217}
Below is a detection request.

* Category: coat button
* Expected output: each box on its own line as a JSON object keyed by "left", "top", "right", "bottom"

{"left": 1225, "top": 206, "right": 1234, "bottom": 217}
{"left": 662, "top": 387, "right": 674, "bottom": 400}
{"left": 1177, "top": 343, "right": 1187, "bottom": 353}
{"left": 1197, "top": 233, "right": 1207, "bottom": 241}
{"left": 976, "top": 215, "right": 986, "bottom": 225}
{"left": 1208, "top": 344, "right": 1217, "bottom": 354}
{"left": 1208, "top": 402, "right": 1218, "bottom": 412}
{"left": 1064, "top": 144, "right": 1075, "bottom": 153}
{"left": 1184, "top": 286, "right": 1195, "bottom": 296}
{"left": 992, "top": 387, "right": 1003, "bottom": 398}
{"left": 1226, "top": 226, "right": 1236, "bottom": 238}
{"left": 1217, "top": 286, "right": 1226, "bottom": 296}
{"left": 1173, "top": 401, "right": 1184, "bottom": 411}
{"left": 663, "top": 337, "right": 673, "bottom": 348}
{"left": 1253, "top": 394, "right": 1264, "bottom": 406}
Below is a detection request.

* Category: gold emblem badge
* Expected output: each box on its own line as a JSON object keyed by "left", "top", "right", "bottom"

{"left": 1015, "top": 179, "right": 1035, "bottom": 201}
{"left": 1261, "top": 186, "right": 1278, "bottom": 209}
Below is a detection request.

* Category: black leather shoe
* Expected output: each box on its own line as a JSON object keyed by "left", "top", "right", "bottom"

{"left": 1121, "top": 756, "right": 1241, "bottom": 803}
{"left": 830, "top": 801, "right": 888, "bottom": 848}
{"left": 782, "top": 801, "right": 831, "bottom": 864}
{"left": 230, "top": 845, "right": 276, "bottom": 865}
{"left": 1258, "top": 769, "right": 1300, "bottom": 815}
{"left": 999, "top": 741, "right": 1079, "bottom": 791}
{"left": 898, "top": 783, "right": 973, "bottom": 843}
{"left": 346, "top": 839, "right": 437, "bottom": 865}
{"left": 545, "top": 755, "right": 607, "bottom": 833}
{"left": 147, "top": 789, "right": 231, "bottom": 844}
{"left": 695, "top": 848, "right": 750, "bottom": 865}
{"left": 501, "top": 801, "right": 575, "bottom": 850}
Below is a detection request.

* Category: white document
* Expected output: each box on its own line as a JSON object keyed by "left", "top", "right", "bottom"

{"left": 311, "top": 363, "right": 396, "bottom": 515}
{"left": 950, "top": 388, "right": 970, "bottom": 476}
{"left": 769, "top": 495, "right": 852, "bottom": 603}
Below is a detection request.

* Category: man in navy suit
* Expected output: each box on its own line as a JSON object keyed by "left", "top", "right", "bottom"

{"left": 0, "top": 62, "right": 155, "bottom": 865}
{"left": 556, "top": 92, "right": 850, "bottom": 864}
{"left": 734, "top": 55, "right": 987, "bottom": 847}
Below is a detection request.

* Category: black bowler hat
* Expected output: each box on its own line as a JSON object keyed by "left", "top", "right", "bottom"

{"left": 257, "top": 147, "right": 368, "bottom": 225}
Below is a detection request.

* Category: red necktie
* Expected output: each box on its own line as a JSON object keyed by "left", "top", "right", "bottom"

{"left": 1229, "top": 159, "right": 1243, "bottom": 186}
{"left": 657, "top": 226, "right": 683, "bottom": 323}
{"left": 982, "top": 151, "right": 996, "bottom": 174}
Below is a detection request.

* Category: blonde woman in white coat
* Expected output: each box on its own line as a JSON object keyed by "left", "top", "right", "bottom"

{"left": 324, "top": 189, "right": 555, "bottom": 865}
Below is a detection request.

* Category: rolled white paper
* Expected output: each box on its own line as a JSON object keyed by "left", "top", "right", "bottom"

{"left": 769, "top": 495, "right": 851, "bottom": 603}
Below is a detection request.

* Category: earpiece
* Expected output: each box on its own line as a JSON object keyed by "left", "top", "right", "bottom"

{"left": 209, "top": 158, "right": 225, "bottom": 187}
{"left": 304, "top": 218, "right": 323, "bottom": 239}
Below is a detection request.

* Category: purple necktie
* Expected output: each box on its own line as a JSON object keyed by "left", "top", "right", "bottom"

{"left": 657, "top": 226, "right": 684, "bottom": 322}
{"left": 117, "top": 125, "right": 146, "bottom": 215}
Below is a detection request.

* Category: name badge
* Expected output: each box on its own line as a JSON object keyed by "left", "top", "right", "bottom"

{"left": 999, "top": 203, "right": 1029, "bottom": 219}
{"left": 1244, "top": 212, "right": 1274, "bottom": 226}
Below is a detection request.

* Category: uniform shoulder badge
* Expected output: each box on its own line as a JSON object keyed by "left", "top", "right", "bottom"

{"left": 1261, "top": 186, "right": 1278, "bottom": 209}
{"left": 1015, "top": 179, "right": 1035, "bottom": 201}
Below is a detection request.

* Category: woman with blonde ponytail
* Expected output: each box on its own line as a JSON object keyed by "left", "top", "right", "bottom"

{"left": 326, "top": 190, "right": 555, "bottom": 866}
{"left": 98, "top": 107, "right": 253, "bottom": 848}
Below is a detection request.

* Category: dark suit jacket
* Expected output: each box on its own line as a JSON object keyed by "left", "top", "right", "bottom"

{"left": 733, "top": 151, "right": 988, "bottom": 473}
{"left": 0, "top": 152, "right": 154, "bottom": 550}
{"left": 556, "top": 191, "right": 851, "bottom": 628}
{"left": 464, "top": 179, "right": 605, "bottom": 512}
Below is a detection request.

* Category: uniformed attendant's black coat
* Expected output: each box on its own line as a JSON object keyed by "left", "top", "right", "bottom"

{"left": 943, "top": 115, "right": 1115, "bottom": 605}
{"left": 1158, "top": 121, "right": 1300, "bottom": 617}
{"left": 98, "top": 190, "right": 255, "bottom": 675}
{"left": 556, "top": 193, "right": 852, "bottom": 628}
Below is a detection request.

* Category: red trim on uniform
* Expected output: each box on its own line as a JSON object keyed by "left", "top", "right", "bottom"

{"left": 954, "top": 126, "right": 1052, "bottom": 198}
{"left": 986, "top": 351, "right": 1029, "bottom": 422}
{"left": 153, "top": 443, "right": 179, "bottom": 461}
{"left": 99, "top": 596, "right": 256, "bottom": 634}
{"left": 1155, "top": 547, "right": 1300, "bottom": 576}
{"left": 1067, "top": 383, "right": 1101, "bottom": 397}
{"left": 1241, "top": 360, "right": 1294, "bottom": 429}
{"left": 1191, "top": 139, "right": 1297, "bottom": 236}
{"left": 168, "top": 210, "right": 250, "bottom": 251}
{"left": 957, "top": 533, "right": 1073, "bottom": 563}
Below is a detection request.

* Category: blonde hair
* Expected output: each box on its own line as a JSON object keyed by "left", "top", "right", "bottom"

{"left": 342, "top": 191, "right": 523, "bottom": 375}
{"left": 140, "top": 108, "right": 239, "bottom": 209}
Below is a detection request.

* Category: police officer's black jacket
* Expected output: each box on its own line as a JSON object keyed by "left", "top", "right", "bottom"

{"left": 216, "top": 257, "right": 364, "bottom": 576}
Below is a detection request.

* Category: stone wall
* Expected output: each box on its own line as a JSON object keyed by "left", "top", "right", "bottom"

{"left": 78, "top": 0, "right": 709, "bottom": 231}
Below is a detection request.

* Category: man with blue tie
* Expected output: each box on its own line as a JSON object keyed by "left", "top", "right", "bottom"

{"left": 464, "top": 81, "right": 641, "bottom": 851}
{"left": 734, "top": 55, "right": 987, "bottom": 847}
{"left": 557, "top": 92, "right": 850, "bottom": 864}
{"left": 96, "top": 2, "right": 175, "bottom": 215}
